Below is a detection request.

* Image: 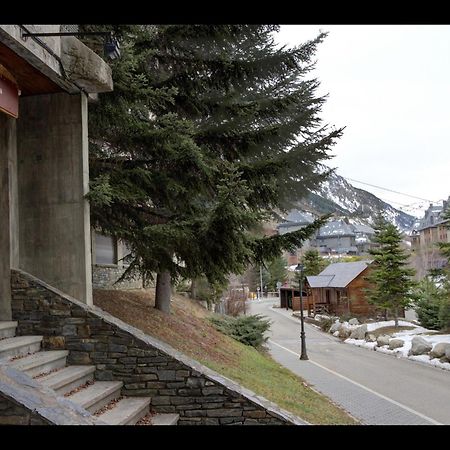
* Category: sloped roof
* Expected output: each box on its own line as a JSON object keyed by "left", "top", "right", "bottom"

{"left": 277, "top": 209, "right": 315, "bottom": 228}
{"left": 307, "top": 275, "right": 334, "bottom": 288}
{"left": 306, "top": 260, "right": 371, "bottom": 288}
{"left": 317, "top": 220, "right": 355, "bottom": 237}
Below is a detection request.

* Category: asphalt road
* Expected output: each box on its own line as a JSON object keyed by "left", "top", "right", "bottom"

{"left": 247, "top": 298, "right": 450, "bottom": 425}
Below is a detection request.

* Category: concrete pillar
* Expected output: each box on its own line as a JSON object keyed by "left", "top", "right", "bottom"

{"left": 0, "top": 113, "right": 17, "bottom": 320}
{"left": 17, "top": 92, "right": 92, "bottom": 305}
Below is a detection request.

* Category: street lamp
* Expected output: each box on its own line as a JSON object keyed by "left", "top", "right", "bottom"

{"left": 295, "top": 263, "right": 309, "bottom": 360}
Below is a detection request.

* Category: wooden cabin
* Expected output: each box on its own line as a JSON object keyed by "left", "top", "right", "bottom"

{"left": 279, "top": 286, "right": 313, "bottom": 313}
{"left": 305, "top": 260, "right": 388, "bottom": 318}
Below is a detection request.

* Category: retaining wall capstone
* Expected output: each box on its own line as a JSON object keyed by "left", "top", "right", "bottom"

{"left": 10, "top": 269, "right": 306, "bottom": 425}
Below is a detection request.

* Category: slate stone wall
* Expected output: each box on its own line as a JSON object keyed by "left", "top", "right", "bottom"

{"left": 92, "top": 265, "right": 143, "bottom": 290}
{"left": 0, "top": 393, "right": 49, "bottom": 425}
{"left": 11, "top": 269, "right": 306, "bottom": 425}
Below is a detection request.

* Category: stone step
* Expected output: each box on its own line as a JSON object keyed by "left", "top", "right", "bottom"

{"left": 9, "top": 350, "right": 69, "bottom": 377}
{"left": 97, "top": 397, "right": 150, "bottom": 425}
{"left": 67, "top": 381, "right": 123, "bottom": 413}
{"left": 0, "top": 321, "right": 18, "bottom": 339}
{"left": 0, "top": 335, "right": 42, "bottom": 359}
{"left": 38, "top": 365, "right": 96, "bottom": 396}
{"left": 151, "top": 413, "right": 180, "bottom": 425}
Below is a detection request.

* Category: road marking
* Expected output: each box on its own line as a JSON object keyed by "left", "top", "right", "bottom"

{"left": 268, "top": 339, "right": 443, "bottom": 425}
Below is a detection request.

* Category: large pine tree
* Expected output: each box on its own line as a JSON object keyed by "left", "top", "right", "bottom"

{"left": 364, "top": 217, "right": 416, "bottom": 326}
{"left": 86, "top": 25, "right": 341, "bottom": 312}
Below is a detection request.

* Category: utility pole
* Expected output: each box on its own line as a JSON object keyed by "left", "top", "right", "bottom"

{"left": 260, "top": 265, "right": 264, "bottom": 300}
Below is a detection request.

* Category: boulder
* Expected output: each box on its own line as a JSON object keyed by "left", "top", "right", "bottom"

{"left": 376, "top": 335, "right": 391, "bottom": 347}
{"left": 333, "top": 330, "right": 340, "bottom": 337}
{"left": 409, "top": 336, "right": 432, "bottom": 356}
{"left": 349, "top": 324, "right": 368, "bottom": 340}
{"left": 329, "top": 321, "right": 342, "bottom": 334}
{"left": 365, "top": 333, "right": 377, "bottom": 342}
{"left": 314, "top": 314, "right": 331, "bottom": 322}
{"left": 338, "top": 324, "right": 352, "bottom": 339}
{"left": 446, "top": 346, "right": 450, "bottom": 361}
{"left": 389, "top": 338, "right": 404, "bottom": 350}
{"left": 430, "top": 342, "right": 450, "bottom": 359}
{"left": 348, "top": 318, "right": 360, "bottom": 326}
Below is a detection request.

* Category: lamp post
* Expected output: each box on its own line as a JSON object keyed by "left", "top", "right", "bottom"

{"left": 295, "top": 263, "right": 308, "bottom": 360}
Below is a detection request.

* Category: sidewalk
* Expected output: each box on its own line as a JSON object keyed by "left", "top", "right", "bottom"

{"left": 258, "top": 306, "right": 441, "bottom": 425}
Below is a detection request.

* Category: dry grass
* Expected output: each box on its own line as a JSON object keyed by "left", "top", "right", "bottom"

{"left": 370, "top": 326, "right": 416, "bottom": 337}
{"left": 93, "top": 288, "right": 358, "bottom": 425}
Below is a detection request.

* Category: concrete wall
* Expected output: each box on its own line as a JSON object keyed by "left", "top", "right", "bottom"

{"left": 0, "top": 114, "right": 17, "bottom": 320}
{"left": 17, "top": 92, "right": 92, "bottom": 305}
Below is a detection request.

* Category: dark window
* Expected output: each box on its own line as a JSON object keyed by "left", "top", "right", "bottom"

{"left": 95, "top": 233, "right": 117, "bottom": 265}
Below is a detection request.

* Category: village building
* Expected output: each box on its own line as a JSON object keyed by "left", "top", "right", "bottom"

{"left": 409, "top": 198, "right": 450, "bottom": 279}
{"left": 277, "top": 210, "right": 376, "bottom": 264}
{"left": 280, "top": 260, "right": 385, "bottom": 318}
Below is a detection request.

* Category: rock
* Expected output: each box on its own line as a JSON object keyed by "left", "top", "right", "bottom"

{"left": 409, "top": 336, "right": 432, "bottom": 356}
{"left": 348, "top": 318, "right": 360, "bottom": 326}
{"left": 349, "top": 324, "right": 368, "bottom": 340}
{"left": 446, "top": 347, "right": 450, "bottom": 361}
{"left": 430, "top": 342, "right": 450, "bottom": 359}
{"left": 314, "top": 314, "right": 331, "bottom": 322}
{"left": 365, "top": 333, "right": 377, "bottom": 342}
{"left": 389, "top": 338, "right": 404, "bottom": 350}
{"left": 338, "top": 324, "right": 352, "bottom": 339}
{"left": 333, "top": 330, "right": 340, "bottom": 337}
{"left": 329, "top": 321, "right": 342, "bottom": 334}
{"left": 376, "top": 335, "right": 391, "bottom": 347}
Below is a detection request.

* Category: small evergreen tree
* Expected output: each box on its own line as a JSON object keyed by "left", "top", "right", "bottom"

{"left": 265, "top": 256, "right": 288, "bottom": 291}
{"left": 414, "top": 277, "right": 445, "bottom": 330}
{"left": 364, "top": 216, "right": 416, "bottom": 326}
{"left": 302, "top": 248, "right": 328, "bottom": 276}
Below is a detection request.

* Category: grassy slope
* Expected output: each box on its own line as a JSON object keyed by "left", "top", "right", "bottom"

{"left": 93, "top": 289, "right": 358, "bottom": 425}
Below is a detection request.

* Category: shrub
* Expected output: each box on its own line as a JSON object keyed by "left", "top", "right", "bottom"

{"left": 414, "top": 278, "right": 448, "bottom": 330}
{"left": 209, "top": 314, "right": 271, "bottom": 348}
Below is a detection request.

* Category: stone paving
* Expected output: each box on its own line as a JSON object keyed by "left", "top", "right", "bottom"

{"left": 268, "top": 339, "right": 435, "bottom": 425}
{"left": 249, "top": 300, "right": 441, "bottom": 425}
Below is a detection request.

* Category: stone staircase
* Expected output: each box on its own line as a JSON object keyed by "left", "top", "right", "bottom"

{"left": 0, "top": 321, "right": 179, "bottom": 425}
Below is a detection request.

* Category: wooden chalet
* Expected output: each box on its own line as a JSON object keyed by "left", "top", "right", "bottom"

{"left": 280, "top": 260, "right": 397, "bottom": 318}
{"left": 306, "top": 260, "right": 383, "bottom": 317}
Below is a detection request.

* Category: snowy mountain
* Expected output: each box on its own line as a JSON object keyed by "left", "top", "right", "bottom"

{"left": 295, "top": 170, "right": 417, "bottom": 231}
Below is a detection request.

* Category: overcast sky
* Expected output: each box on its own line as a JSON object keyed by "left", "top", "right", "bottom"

{"left": 276, "top": 25, "right": 450, "bottom": 217}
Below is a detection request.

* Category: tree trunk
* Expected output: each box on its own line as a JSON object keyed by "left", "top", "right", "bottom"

{"left": 155, "top": 271, "right": 172, "bottom": 313}
{"left": 394, "top": 307, "right": 399, "bottom": 327}
{"left": 190, "top": 278, "right": 198, "bottom": 299}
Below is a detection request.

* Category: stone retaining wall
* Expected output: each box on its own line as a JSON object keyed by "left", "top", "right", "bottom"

{"left": 11, "top": 269, "right": 306, "bottom": 425}
{"left": 0, "top": 393, "right": 49, "bottom": 425}
{"left": 92, "top": 265, "right": 143, "bottom": 290}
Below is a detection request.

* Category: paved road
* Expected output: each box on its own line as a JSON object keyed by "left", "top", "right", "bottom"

{"left": 247, "top": 298, "right": 450, "bottom": 425}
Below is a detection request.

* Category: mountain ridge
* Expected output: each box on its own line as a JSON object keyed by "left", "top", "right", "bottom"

{"left": 293, "top": 170, "right": 417, "bottom": 231}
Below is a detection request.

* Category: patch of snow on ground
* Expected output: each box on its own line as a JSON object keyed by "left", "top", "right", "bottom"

{"left": 366, "top": 320, "right": 419, "bottom": 332}
{"left": 343, "top": 322, "right": 450, "bottom": 371}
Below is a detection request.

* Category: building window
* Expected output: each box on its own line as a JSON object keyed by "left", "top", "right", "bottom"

{"left": 95, "top": 233, "right": 117, "bottom": 265}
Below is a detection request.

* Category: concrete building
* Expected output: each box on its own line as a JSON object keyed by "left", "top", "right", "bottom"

{"left": 311, "top": 219, "right": 359, "bottom": 256}
{"left": 410, "top": 198, "right": 450, "bottom": 278}
{"left": 0, "top": 25, "right": 113, "bottom": 320}
{"left": 277, "top": 209, "right": 316, "bottom": 265}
